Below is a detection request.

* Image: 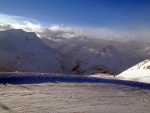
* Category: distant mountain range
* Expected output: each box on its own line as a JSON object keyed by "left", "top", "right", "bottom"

{"left": 0, "top": 29, "right": 150, "bottom": 75}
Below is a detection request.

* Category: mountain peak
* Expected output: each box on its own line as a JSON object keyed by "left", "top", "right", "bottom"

{"left": 99, "top": 45, "right": 119, "bottom": 56}
{"left": 3, "top": 29, "right": 39, "bottom": 41}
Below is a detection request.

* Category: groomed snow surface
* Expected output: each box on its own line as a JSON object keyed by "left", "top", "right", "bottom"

{"left": 0, "top": 72, "right": 150, "bottom": 113}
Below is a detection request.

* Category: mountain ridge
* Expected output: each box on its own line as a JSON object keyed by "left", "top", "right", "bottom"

{"left": 0, "top": 29, "right": 150, "bottom": 75}
{"left": 116, "top": 59, "right": 150, "bottom": 83}
{"left": 0, "top": 29, "right": 61, "bottom": 73}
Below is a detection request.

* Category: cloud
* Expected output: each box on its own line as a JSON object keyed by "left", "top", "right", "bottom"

{"left": 0, "top": 13, "right": 43, "bottom": 32}
{"left": 0, "top": 24, "right": 13, "bottom": 31}
{"left": 0, "top": 13, "right": 150, "bottom": 41}
{"left": 0, "top": 13, "right": 76, "bottom": 39}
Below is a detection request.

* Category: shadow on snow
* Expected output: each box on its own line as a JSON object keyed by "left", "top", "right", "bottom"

{"left": 0, "top": 73, "right": 150, "bottom": 90}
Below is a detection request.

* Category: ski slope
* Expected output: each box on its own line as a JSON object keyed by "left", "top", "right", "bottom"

{"left": 0, "top": 72, "right": 150, "bottom": 113}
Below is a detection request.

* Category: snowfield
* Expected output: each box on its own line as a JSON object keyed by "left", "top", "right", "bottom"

{"left": 0, "top": 73, "right": 150, "bottom": 113}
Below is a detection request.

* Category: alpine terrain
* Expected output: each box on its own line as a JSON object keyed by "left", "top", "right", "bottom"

{"left": 116, "top": 59, "right": 150, "bottom": 83}
{"left": 0, "top": 29, "right": 61, "bottom": 73}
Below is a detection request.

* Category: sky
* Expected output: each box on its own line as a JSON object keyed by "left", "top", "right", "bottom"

{"left": 0, "top": 0, "right": 150, "bottom": 40}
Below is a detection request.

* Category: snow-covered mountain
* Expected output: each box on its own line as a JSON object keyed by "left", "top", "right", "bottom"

{"left": 42, "top": 36, "right": 150, "bottom": 75}
{"left": 0, "top": 29, "right": 61, "bottom": 73}
{"left": 64, "top": 44, "right": 124, "bottom": 75}
{"left": 116, "top": 59, "right": 150, "bottom": 83}
{"left": 0, "top": 29, "right": 150, "bottom": 75}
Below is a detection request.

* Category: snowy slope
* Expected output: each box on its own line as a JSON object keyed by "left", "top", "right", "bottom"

{"left": 116, "top": 59, "right": 150, "bottom": 83}
{"left": 0, "top": 29, "right": 61, "bottom": 73}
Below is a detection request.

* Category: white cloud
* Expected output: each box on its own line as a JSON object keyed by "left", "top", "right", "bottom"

{"left": 0, "top": 13, "right": 44, "bottom": 32}
{"left": 49, "top": 24, "right": 71, "bottom": 32}
{"left": 0, "top": 13, "right": 150, "bottom": 41}
{"left": 0, "top": 13, "right": 76, "bottom": 38}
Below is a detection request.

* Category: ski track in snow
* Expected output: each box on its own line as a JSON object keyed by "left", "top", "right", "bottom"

{"left": 0, "top": 73, "right": 150, "bottom": 113}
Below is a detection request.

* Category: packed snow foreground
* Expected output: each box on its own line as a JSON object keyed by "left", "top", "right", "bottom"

{"left": 0, "top": 72, "right": 150, "bottom": 113}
